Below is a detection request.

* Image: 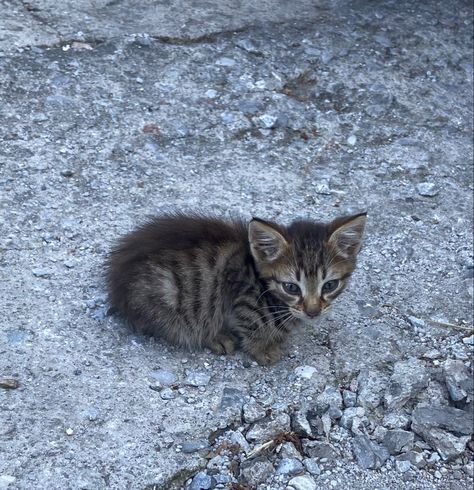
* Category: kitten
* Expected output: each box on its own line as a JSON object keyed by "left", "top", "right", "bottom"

{"left": 106, "top": 212, "right": 366, "bottom": 365}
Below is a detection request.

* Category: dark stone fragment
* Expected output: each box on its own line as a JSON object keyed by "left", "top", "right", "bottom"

{"left": 352, "top": 435, "right": 390, "bottom": 469}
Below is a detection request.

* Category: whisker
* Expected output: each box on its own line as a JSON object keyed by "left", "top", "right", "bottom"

{"left": 247, "top": 311, "right": 294, "bottom": 343}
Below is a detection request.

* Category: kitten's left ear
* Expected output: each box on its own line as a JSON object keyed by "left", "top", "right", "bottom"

{"left": 328, "top": 212, "right": 367, "bottom": 258}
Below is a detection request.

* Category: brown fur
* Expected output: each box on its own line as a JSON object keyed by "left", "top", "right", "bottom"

{"left": 105, "top": 212, "right": 366, "bottom": 364}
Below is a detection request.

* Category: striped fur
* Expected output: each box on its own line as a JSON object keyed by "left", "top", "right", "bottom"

{"left": 105, "top": 212, "right": 366, "bottom": 365}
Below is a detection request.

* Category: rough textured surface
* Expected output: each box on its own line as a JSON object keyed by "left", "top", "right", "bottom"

{"left": 352, "top": 435, "right": 390, "bottom": 470}
{"left": 1, "top": 0, "right": 473, "bottom": 489}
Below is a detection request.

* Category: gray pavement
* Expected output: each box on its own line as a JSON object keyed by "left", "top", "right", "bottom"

{"left": 0, "top": 1, "right": 473, "bottom": 489}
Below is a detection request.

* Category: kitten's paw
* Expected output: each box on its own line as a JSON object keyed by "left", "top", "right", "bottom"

{"left": 207, "top": 333, "right": 236, "bottom": 355}
{"left": 252, "top": 345, "right": 283, "bottom": 365}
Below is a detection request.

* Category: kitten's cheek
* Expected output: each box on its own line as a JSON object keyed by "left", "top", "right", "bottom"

{"left": 290, "top": 308, "right": 305, "bottom": 320}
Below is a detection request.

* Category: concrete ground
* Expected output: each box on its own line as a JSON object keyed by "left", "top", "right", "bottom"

{"left": 0, "top": 1, "right": 473, "bottom": 489}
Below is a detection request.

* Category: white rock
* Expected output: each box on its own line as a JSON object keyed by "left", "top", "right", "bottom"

{"left": 243, "top": 401, "right": 266, "bottom": 423}
{"left": 294, "top": 366, "right": 316, "bottom": 379}
{"left": 303, "top": 458, "right": 321, "bottom": 475}
{"left": 287, "top": 474, "right": 317, "bottom": 490}
{"left": 462, "top": 335, "right": 474, "bottom": 345}
{"left": 205, "top": 89, "right": 218, "bottom": 98}
{"left": 257, "top": 114, "right": 278, "bottom": 129}
{"left": 215, "top": 57, "right": 236, "bottom": 67}
{"left": 416, "top": 182, "right": 438, "bottom": 197}
{"left": 347, "top": 135, "right": 357, "bottom": 146}
{"left": 422, "top": 349, "right": 442, "bottom": 360}
{"left": 395, "top": 460, "right": 411, "bottom": 473}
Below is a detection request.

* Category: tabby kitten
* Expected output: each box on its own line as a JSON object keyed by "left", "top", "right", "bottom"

{"left": 106, "top": 212, "right": 366, "bottom": 365}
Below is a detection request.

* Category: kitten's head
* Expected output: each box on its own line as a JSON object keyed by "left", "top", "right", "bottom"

{"left": 248, "top": 213, "right": 367, "bottom": 323}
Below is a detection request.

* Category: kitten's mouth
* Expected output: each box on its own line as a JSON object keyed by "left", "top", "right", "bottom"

{"left": 290, "top": 307, "right": 331, "bottom": 322}
{"left": 289, "top": 308, "right": 313, "bottom": 321}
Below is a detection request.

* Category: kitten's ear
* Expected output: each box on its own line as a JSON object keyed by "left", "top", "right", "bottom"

{"left": 328, "top": 212, "right": 367, "bottom": 258}
{"left": 249, "top": 218, "right": 289, "bottom": 262}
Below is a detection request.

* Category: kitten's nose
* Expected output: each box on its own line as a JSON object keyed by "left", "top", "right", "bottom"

{"left": 305, "top": 308, "right": 321, "bottom": 318}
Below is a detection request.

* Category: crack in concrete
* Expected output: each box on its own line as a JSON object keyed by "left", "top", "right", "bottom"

{"left": 151, "top": 26, "right": 250, "bottom": 46}
{"left": 17, "top": 0, "right": 63, "bottom": 41}
{"left": 37, "top": 36, "right": 107, "bottom": 50}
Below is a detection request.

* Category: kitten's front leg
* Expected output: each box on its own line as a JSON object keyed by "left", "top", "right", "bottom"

{"left": 205, "top": 332, "right": 237, "bottom": 355}
{"left": 248, "top": 343, "right": 283, "bottom": 366}
{"left": 232, "top": 299, "right": 287, "bottom": 365}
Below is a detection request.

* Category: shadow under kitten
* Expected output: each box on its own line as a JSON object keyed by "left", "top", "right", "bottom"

{"left": 105, "top": 212, "right": 366, "bottom": 365}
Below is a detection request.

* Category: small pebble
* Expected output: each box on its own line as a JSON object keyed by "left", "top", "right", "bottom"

{"left": 303, "top": 458, "right": 321, "bottom": 476}
{"left": 215, "top": 57, "right": 236, "bottom": 67}
{"left": 160, "top": 388, "right": 177, "bottom": 400}
{"left": 32, "top": 268, "right": 53, "bottom": 278}
{"left": 65, "top": 428, "right": 74, "bottom": 436}
{"left": 184, "top": 371, "right": 211, "bottom": 387}
{"left": 243, "top": 401, "right": 266, "bottom": 423}
{"left": 396, "top": 460, "right": 411, "bottom": 473}
{"left": 373, "top": 34, "right": 392, "bottom": 48}
{"left": 416, "top": 182, "right": 439, "bottom": 197}
{"left": 347, "top": 135, "right": 357, "bottom": 146}
{"left": 288, "top": 474, "right": 317, "bottom": 490}
{"left": 342, "top": 390, "right": 357, "bottom": 408}
{"left": 426, "top": 452, "right": 441, "bottom": 464}
{"left": 189, "top": 471, "right": 215, "bottom": 490}
{"left": 275, "top": 458, "right": 304, "bottom": 476}
{"left": 462, "top": 335, "right": 474, "bottom": 345}
{"left": 257, "top": 114, "right": 278, "bottom": 129}
{"left": 304, "top": 47, "right": 321, "bottom": 56}
{"left": 235, "top": 39, "right": 260, "bottom": 54}
{"left": 149, "top": 370, "right": 177, "bottom": 386}
{"left": 179, "top": 440, "right": 209, "bottom": 454}
{"left": 81, "top": 406, "right": 100, "bottom": 421}
{"left": 205, "top": 89, "right": 218, "bottom": 99}
{"left": 321, "top": 51, "right": 334, "bottom": 63}
{"left": 34, "top": 112, "right": 49, "bottom": 122}
{"left": 294, "top": 366, "right": 316, "bottom": 379}
{"left": 0, "top": 379, "right": 20, "bottom": 390}
{"left": 422, "top": 349, "right": 442, "bottom": 360}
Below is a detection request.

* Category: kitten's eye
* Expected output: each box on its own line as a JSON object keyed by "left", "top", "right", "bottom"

{"left": 282, "top": 282, "right": 301, "bottom": 295}
{"left": 322, "top": 280, "right": 339, "bottom": 294}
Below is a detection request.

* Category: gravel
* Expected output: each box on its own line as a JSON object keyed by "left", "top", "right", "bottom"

{"left": 411, "top": 405, "right": 473, "bottom": 460}
{"left": 288, "top": 474, "right": 318, "bottom": 490}
{"left": 189, "top": 471, "right": 216, "bottom": 490}
{"left": 1, "top": 0, "right": 473, "bottom": 489}
{"left": 342, "top": 390, "right": 357, "bottom": 408}
{"left": 303, "top": 440, "right": 338, "bottom": 461}
{"left": 442, "top": 359, "right": 473, "bottom": 402}
{"left": 382, "top": 430, "right": 415, "bottom": 455}
{"left": 383, "top": 358, "right": 429, "bottom": 410}
{"left": 245, "top": 412, "right": 291, "bottom": 443}
{"left": 240, "top": 457, "right": 274, "bottom": 487}
{"left": 243, "top": 401, "right": 267, "bottom": 424}
{"left": 184, "top": 371, "right": 212, "bottom": 387}
{"left": 291, "top": 410, "right": 313, "bottom": 437}
{"left": 275, "top": 457, "right": 304, "bottom": 476}
{"left": 303, "top": 458, "right": 321, "bottom": 476}
{"left": 416, "top": 182, "right": 439, "bottom": 197}
{"left": 357, "top": 370, "right": 389, "bottom": 411}
{"left": 352, "top": 435, "right": 390, "bottom": 470}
